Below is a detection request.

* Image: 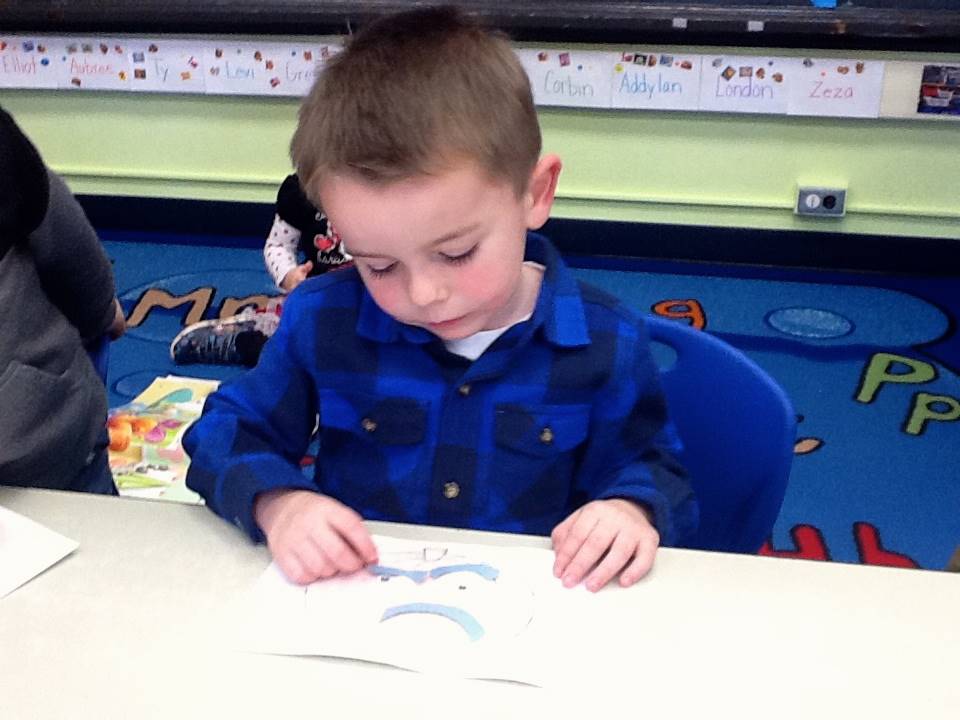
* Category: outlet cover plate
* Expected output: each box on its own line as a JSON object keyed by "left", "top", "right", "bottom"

{"left": 796, "top": 187, "right": 846, "bottom": 217}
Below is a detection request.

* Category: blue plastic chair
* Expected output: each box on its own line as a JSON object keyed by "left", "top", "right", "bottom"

{"left": 645, "top": 316, "right": 796, "bottom": 554}
{"left": 85, "top": 334, "right": 110, "bottom": 385}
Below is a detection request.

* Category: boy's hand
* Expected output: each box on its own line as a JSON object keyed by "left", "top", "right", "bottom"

{"left": 254, "top": 488, "right": 378, "bottom": 585}
{"left": 280, "top": 261, "right": 314, "bottom": 292}
{"left": 551, "top": 498, "right": 659, "bottom": 592}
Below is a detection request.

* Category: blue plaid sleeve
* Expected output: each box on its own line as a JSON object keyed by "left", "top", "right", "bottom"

{"left": 574, "top": 314, "right": 698, "bottom": 546}
{"left": 183, "top": 290, "right": 321, "bottom": 541}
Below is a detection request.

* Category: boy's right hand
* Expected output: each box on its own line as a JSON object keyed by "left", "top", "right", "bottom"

{"left": 280, "top": 261, "right": 314, "bottom": 292}
{"left": 254, "top": 488, "right": 378, "bottom": 584}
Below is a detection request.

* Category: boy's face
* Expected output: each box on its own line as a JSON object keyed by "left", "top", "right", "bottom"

{"left": 317, "top": 158, "right": 559, "bottom": 341}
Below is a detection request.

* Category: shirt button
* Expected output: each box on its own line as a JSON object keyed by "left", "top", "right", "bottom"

{"left": 361, "top": 417, "right": 377, "bottom": 433}
{"left": 443, "top": 482, "right": 460, "bottom": 499}
{"left": 539, "top": 427, "right": 554, "bottom": 444}
{"left": 458, "top": 384, "right": 471, "bottom": 397}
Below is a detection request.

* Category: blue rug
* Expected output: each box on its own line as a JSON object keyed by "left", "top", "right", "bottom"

{"left": 102, "top": 233, "right": 960, "bottom": 571}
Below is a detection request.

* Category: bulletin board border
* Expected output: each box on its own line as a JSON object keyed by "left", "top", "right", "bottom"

{"left": 3, "top": 33, "right": 958, "bottom": 122}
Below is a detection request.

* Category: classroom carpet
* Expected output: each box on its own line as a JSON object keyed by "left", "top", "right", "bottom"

{"left": 101, "top": 232, "right": 960, "bottom": 572}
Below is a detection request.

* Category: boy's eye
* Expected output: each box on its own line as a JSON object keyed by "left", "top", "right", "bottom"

{"left": 367, "top": 263, "right": 397, "bottom": 277}
{"left": 440, "top": 245, "right": 478, "bottom": 266}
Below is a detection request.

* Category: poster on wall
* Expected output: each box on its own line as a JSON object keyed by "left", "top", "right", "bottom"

{"left": 698, "top": 55, "right": 791, "bottom": 115}
{"left": 610, "top": 51, "right": 701, "bottom": 111}
{"left": 0, "top": 36, "right": 59, "bottom": 88}
{"left": 916, "top": 64, "right": 960, "bottom": 117}
{"left": 517, "top": 49, "right": 616, "bottom": 109}
{"left": 788, "top": 57, "right": 884, "bottom": 118}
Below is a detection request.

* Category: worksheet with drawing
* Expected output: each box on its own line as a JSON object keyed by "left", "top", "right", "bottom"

{"left": 240, "top": 535, "right": 578, "bottom": 685}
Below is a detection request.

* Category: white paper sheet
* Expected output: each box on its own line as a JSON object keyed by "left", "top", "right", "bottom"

{"left": 58, "top": 38, "right": 133, "bottom": 91}
{"left": 788, "top": 57, "right": 885, "bottom": 117}
{"left": 202, "top": 41, "right": 338, "bottom": 97}
{"left": 517, "top": 48, "right": 617, "bottom": 108}
{"left": 0, "top": 36, "right": 60, "bottom": 88}
{"left": 237, "top": 535, "right": 582, "bottom": 686}
{"left": 698, "top": 55, "right": 792, "bottom": 115}
{"left": 611, "top": 50, "right": 702, "bottom": 111}
{"left": 0, "top": 504, "right": 79, "bottom": 598}
{"left": 124, "top": 39, "right": 207, "bottom": 93}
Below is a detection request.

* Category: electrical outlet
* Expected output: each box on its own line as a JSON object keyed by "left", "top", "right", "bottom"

{"left": 796, "top": 187, "right": 846, "bottom": 217}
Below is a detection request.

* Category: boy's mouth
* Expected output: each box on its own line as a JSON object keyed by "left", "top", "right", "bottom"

{"left": 427, "top": 316, "right": 463, "bottom": 330}
{"left": 424, "top": 314, "right": 469, "bottom": 334}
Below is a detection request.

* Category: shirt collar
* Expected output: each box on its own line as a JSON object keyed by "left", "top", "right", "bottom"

{"left": 356, "top": 232, "right": 590, "bottom": 348}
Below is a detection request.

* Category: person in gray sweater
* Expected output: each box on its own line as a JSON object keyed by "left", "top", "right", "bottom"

{"left": 0, "top": 106, "right": 125, "bottom": 493}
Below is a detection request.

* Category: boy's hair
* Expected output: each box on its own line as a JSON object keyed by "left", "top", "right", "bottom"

{"left": 291, "top": 6, "right": 541, "bottom": 198}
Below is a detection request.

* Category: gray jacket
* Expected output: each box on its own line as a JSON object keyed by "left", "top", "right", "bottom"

{"left": 1, "top": 107, "right": 117, "bottom": 489}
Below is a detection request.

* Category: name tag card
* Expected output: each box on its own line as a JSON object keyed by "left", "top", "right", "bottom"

{"left": 788, "top": 57, "right": 884, "bottom": 118}
{"left": 202, "top": 42, "right": 336, "bottom": 97}
{"left": 59, "top": 38, "right": 132, "bottom": 91}
{"left": 125, "top": 39, "right": 206, "bottom": 93}
{"left": 518, "top": 49, "right": 615, "bottom": 109}
{"left": 699, "top": 55, "right": 790, "bottom": 115}
{"left": 611, "top": 51, "right": 702, "bottom": 111}
{"left": 275, "top": 43, "right": 340, "bottom": 97}
{"left": 0, "top": 37, "right": 59, "bottom": 88}
{"left": 203, "top": 42, "right": 282, "bottom": 96}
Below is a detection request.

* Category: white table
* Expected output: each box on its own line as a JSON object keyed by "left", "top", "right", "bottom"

{"left": 2, "top": 486, "right": 958, "bottom": 719}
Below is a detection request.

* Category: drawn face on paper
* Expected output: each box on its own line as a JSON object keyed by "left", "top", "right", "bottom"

{"left": 304, "top": 547, "right": 535, "bottom": 644}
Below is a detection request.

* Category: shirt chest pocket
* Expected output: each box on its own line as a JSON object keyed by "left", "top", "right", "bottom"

{"left": 490, "top": 403, "right": 592, "bottom": 526}
{"left": 494, "top": 403, "right": 591, "bottom": 458}
{"left": 320, "top": 389, "right": 427, "bottom": 444}
{"left": 318, "top": 389, "right": 429, "bottom": 486}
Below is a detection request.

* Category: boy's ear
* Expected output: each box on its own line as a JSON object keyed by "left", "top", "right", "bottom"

{"left": 524, "top": 154, "right": 562, "bottom": 230}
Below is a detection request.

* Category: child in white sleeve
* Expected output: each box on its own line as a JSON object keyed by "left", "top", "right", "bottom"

{"left": 170, "top": 173, "right": 351, "bottom": 366}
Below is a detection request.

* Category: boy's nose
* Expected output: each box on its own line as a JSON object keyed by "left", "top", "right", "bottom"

{"left": 408, "top": 272, "right": 447, "bottom": 307}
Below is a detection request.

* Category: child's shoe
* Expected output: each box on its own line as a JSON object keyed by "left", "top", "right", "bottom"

{"left": 170, "top": 306, "right": 280, "bottom": 366}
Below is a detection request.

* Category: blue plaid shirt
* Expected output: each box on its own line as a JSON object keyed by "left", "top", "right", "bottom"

{"left": 184, "top": 233, "right": 697, "bottom": 545}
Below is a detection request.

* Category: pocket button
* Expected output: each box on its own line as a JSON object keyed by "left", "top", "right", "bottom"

{"left": 443, "top": 481, "right": 461, "bottom": 499}
{"left": 539, "top": 427, "right": 554, "bottom": 445}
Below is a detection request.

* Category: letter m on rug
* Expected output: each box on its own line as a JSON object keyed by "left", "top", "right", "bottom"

{"left": 126, "top": 287, "right": 215, "bottom": 328}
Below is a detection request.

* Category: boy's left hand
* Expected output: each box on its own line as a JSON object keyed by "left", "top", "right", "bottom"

{"left": 551, "top": 498, "right": 659, "bottom": 592}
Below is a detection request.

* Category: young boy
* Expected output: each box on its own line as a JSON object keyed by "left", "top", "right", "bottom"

{"left": 183, "top": 6, "right": 697, "bottom": 592}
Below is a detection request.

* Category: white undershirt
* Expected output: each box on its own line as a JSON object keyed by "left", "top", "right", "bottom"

{"left": 443, "top": 316, "right": 531, "bottom": 360}
{"left": 442, "top": 262, "right": 543, "bottom": 361}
